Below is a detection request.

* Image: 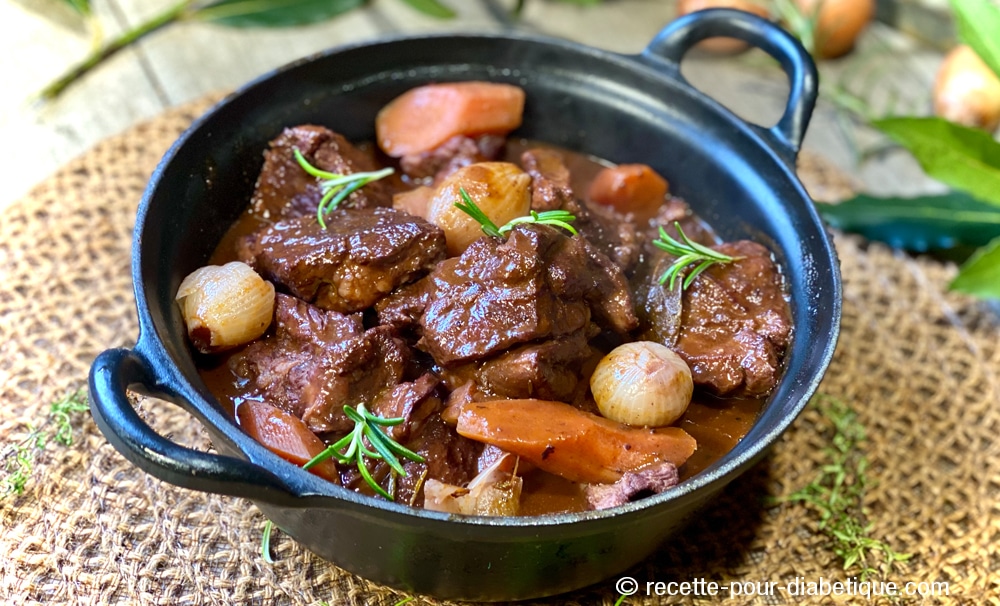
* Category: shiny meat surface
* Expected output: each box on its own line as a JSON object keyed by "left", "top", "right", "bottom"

{"left": 522, "top": 148, "right": 574, "bottom": 211}
{"left": 233, "top": 294, "right": 408, "bottom": 434}
{"left": 369, "top": 372, "right": 441, "bottom": 442}
{"left": 672, "top": 240, "right": 793, "bottom": 396}
{"left": 521, "top": 148, "right": 640, "bottom": 272}
{"left": 461, "top": 329, "right": 598, "bottom": 402}
{"left": 238, "top": 207, "right": 446, "bottom": 314}
{"left": 250, "top": 125, "right": 392, "bottom": 220}
{"left": 374, "top": 275, "right": 433, "bottom": 337}
{"left": 418, "top": 224, "right": 637, "bottom": 366}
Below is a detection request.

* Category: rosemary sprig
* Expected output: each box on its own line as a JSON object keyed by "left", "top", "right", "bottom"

{"left": 304, "top": 403, "right": 425, "bottom": 501}
{"left": 652, "top": 222, "right": 739, "bottom": 291}
{"left": 782, "top": 395, "right": 911, "bottom": 581}
{"left": 293, "top": 148, "right": 394, "bottom": 230}
{"left": 454, "top": 187, "right": 578, "bottom": 238}
{"left": 261, "top": 404, "right": 424, "bottom": 562}
{"left": 2, "top": 388, "right": 90, "bottom": 497}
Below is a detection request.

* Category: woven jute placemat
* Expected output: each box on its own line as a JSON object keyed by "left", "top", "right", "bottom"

{"left": 0, "top": 96, "right": 997, "bottom": 606}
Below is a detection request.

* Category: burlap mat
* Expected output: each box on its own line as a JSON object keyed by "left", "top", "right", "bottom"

{"left": 1, "top": 95, "right": 997, "bottom": 606}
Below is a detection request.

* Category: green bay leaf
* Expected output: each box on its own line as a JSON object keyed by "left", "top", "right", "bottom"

{"left": 873, "top": 117, "right": 1000, "bottom": 208}
{"left": 397, "top": 0, "right": 455, "bottom": 18}
{"left": 193, "top": 0, "right": 365, "bottom": 28}
{"left": 950, "top": 0, "right": 1000, "bottom": 79}
{"left": 816, "top": 191, "right": 1000, "bottom": 252}
{"left": 949, "top": 236, "right": 1000, "bottom": 298}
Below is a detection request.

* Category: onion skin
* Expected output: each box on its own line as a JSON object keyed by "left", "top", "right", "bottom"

{"left": 590, "top": 341, "right": 693, "bottom": 428}
{"left": 795, "top": 0, "right": 874, "bottom": 60}
{"left": 176, "top": 261, "right": 275, "bottom": 354}
{"left": 426, "top": 162, "right": 531, "bottom": 256}
{"left": 676, "top": 0, "right": 772, "bottom": 55}
{"left": 934, "top": 45, "right": 1000, "bottom": 133}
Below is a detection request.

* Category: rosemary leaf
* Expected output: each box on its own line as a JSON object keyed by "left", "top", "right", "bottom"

{"left": 652, "top": 222, "right": 738, "bottom": 291}
{"left": 2, "top": 388, "right": 89, "bottom": 498}
{"left": 454, "top": 189, "right": 577, "bottom": 238}
{"left": 781, "top": 395, "right": 912, "bottom": 581}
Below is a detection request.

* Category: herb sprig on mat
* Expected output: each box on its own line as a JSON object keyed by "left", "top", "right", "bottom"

{"left": 454, "top": 187, "right": 578, "bottom": 238}
{"left": 39, "top": 0, "right": 457, "bottom": 100}
{"left": 782, "top": 395, "right": 911, "bottom": 581}
{"left": 2, "top": 389, "right": 90, "bottom": 497}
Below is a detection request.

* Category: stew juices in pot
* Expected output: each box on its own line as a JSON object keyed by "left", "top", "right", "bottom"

{"left": 177, "top": 81, "right": 792, "bottom": 517}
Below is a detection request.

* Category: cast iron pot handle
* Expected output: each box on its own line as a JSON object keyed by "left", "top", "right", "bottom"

{"left": 641, "top": 8, "right": 818, "bottom": 165}
{"left": 89, "top": 347, "right": 298, "bottom": 504}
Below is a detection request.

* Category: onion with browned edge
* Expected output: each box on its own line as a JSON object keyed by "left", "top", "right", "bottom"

{"left": 425, "top": 162, "right": 531, "bottom": 256}
{"left": 176, "top": 261, "right": 275, "bottom": 354}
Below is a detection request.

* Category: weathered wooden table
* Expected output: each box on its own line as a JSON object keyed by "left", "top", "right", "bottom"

{"left": 2, "top": 0, "right": 943, "bottom": 209}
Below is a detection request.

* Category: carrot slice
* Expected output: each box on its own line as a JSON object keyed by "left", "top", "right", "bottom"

{"left": 237, "top": 400, "right": 340, "bottom": 484}
{"left": 376, "top": 82, "right": 525, "bottom": 157}
{"left": 587, "top": 164, "right": 668, "bottom": 222}
{"left": 456, "top": 399, "right": 696, "bottom": 484}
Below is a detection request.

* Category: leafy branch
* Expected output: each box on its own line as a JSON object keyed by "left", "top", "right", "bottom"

{"left": 2, "top": 388, "right": 90, "bottom": 497}
{"left": 780, "top": 395, "right": 911, "bottom": 581}
{"left": 39, "top": 0, "right": 456, "bottom": 101}
{"left": 816, "top": 0, "right": 1000, "bottom": 300}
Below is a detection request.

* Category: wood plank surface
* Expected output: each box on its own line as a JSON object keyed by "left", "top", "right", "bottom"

{"left": 1, "top": 0, "right": 943, "bottom": 209}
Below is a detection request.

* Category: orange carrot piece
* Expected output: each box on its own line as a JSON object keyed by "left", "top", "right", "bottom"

{"left": 376, "top": 82, "right": 525, "bottom": 157}
{"left": 456, "top": 399, "right": 696, "bottom": 484}
{"left": 237, "top": 400, "right": 340, "bottom": 484}
{"left": 587, "top": 164, "right": 668, "bottom": 222}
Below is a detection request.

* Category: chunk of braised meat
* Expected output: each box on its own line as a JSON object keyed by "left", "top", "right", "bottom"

{"left": 633, "top": 217, "right": 722, "bottom": 347}
{"left": 521, "top": 148, "right": 640, "bottom": 272}
{"left": 342, "top": 414, "right": 482, "bottom": 507}
{"left": 369, "top": 372, "right": 441, "bottom": 442}
{"left": 672, "top": 240, "right": 792, "bottom": 397}
{"left": 374, "top": 274, "right": 434, "bottom": 336}
{"left": 400, "top": 134, "right": 506, "bottom": 183}
{"left": 521, "top": 148, "right": 574, "bottom": 211}
{"left": 584, "top": 461, "right": 679, "bottom": 510}
{"left": 396, "top": 415, "right": 483, "bottom": 507}
{"left": 468, "top": 329, "right": 598, "bottom": 403}
{"left": 418, "top": 224, "right": 637, "bottom": 366}
{"left": 238, "top": 207, "right": 446, "bottom": 314}
{"left": 232, "top": 294, "right": 408, "bottom": 434}
{"left": 250, "top": 125, "right": 393, "bottom": 220}
{"left": 632, "top": 250, "right": 683, "bottom": 347}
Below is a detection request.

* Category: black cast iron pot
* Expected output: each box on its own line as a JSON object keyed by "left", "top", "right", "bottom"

{"left": 89, "top": 10, "right": 840, "bottom": 602}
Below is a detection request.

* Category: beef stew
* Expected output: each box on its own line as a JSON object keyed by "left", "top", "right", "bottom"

{"left": 183, "top": 82, "right": 793, "bottom": 516}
